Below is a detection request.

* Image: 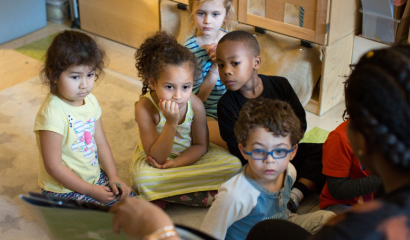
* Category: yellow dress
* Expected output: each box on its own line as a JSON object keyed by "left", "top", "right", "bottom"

{"left": 130, "top": 91, "right": 242, "bottom": 201}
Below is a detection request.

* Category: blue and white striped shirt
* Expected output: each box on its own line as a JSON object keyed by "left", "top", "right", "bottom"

{"left": 184, "top": 33, "right": 227, "bottom": 119}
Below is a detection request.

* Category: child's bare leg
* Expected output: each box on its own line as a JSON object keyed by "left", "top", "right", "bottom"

{"left": 207, "top": 118, "right": 228, "bottom": 150}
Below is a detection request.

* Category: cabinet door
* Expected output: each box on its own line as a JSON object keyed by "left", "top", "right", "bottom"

{"left": 79, "top": 0, "right": 159, "bottom": 48}
{"left": 238, "top": 0, "right": 328, "bottom": 44}
{"left": 238, "top": 0, "right": 361, "bottom": 46}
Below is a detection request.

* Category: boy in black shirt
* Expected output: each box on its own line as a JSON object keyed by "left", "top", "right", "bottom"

{"left": 216, "top": 31, "right": 325, "bottom": 212}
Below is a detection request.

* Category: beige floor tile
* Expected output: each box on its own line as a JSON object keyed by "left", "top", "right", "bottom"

{"left": 306, "top": 101, "right": 346, "bottom": 132}
{"left": 0, "top": 49, "right": 43, "bottom": 91}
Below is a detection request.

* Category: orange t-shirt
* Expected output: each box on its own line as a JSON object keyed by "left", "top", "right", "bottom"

{"left": 320, "top": 120, "right": 373, "bottom": 209}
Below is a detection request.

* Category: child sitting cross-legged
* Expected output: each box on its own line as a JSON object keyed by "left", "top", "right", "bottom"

{"left": 131, "top": 31, "right": 241, "bottom": 208}
{"left": 200, "top": 98, "right": 335, "bottom": 239}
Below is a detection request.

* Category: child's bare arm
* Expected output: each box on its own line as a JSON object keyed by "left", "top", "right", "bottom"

{"left": 196, "top": 44, "right": 219, "bottom": 102}
{"left": 135, "top": 98, "right": 176, "bottom": 164}
{"left": 171, "top": 95, "right": 209, "bottom": 167}
{"left": 94, "top": 118, "right": 132, "bottom": 199}
{"left": 39, "top": 130, "right": 115, "bottom": 203}
{"left": 196, "top": 63, "right": 219, "bottom": 102}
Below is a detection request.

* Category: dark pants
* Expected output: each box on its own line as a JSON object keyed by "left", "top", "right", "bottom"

{"left": 246, "top": 219, "right": 311, "bottom": 240}
{"left": 292, "top": 143, "right": 326, "bottom": 192}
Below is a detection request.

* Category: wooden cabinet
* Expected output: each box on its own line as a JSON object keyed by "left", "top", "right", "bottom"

{"left": 238, "top": 0, "right": 361, "bottom": 115}
{"left": 171, "top": 0, "right": 360, "bottom": 115}
{"left": 78, "top": 0, "right": 160, "bottom": 49}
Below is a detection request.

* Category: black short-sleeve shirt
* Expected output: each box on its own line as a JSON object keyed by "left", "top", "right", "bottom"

{"left": 217, "top": 74, "right": 307, "bottom": 165}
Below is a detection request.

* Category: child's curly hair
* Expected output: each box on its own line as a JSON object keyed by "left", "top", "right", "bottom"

{"left": 40, "top": 30, "right": 107, "bottom": 93}
{"left": 235, "top": 98, "right": 304, "bottom": 147}
{"left": 135, "top": 31, "right": 198, "bottom": 96}
{"left": 188, "top": 0, "right": 235, "bottom": 33}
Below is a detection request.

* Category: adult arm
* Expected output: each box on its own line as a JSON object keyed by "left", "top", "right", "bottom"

{"left": 110, "top": 197, "right": 180, "bottom": 240}
{"left": 326, "top": 175, "right": 382, "bottom": 200}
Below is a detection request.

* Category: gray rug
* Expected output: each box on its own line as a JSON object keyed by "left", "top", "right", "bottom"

{"left": 0, "top": 65, "right": 322, "bottom": 239}
{"left": 0, "top": 69, "right": 143, "bottom": 239}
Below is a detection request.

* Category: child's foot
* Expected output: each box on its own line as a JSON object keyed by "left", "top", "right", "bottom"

{"left": 287, "top": 197, "right": 299, "bottom": 213}
{"left": 288, "top": 188, "right": 303, "bottom": 213}
{"left": 151, "top": 199, "right": 169, "bottom": 209}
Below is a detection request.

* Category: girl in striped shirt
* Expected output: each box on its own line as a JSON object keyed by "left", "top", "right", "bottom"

{"left": 184, "top": 0, "right": 235, "bottom": 149}
{"left": 131, "top": 31, "right": 241, "bottom": 208}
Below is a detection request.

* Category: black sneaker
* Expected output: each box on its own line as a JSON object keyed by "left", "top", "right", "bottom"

{"left": 287, "top": 197, "right": 299, "bottom": 213}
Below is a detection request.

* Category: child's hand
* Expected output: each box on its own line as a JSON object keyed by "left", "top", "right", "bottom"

{"left": 159, "top": 99, "right": 180, "bottom": 125}
{"left": 89, "top": 185, "right": 115, "bottom": 204}
{"left": 109, "top": 176, "right": 132, "bottom": 200}
{"left": 147, "top": 156, "right": 176, "bottom": 169}
{"left": 206, "top": 43, "right": 217, "bottom": 62}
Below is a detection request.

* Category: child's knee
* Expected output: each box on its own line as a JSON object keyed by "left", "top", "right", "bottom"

{"left": 308, "top": 210, "right": 336, "bottom": 234}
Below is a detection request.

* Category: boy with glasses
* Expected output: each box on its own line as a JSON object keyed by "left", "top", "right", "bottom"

{"left": 200, "top": 98, "right": 334, "bottom": 240}
{"left": 216, "top": 30, "right": 326, "bottom": 212}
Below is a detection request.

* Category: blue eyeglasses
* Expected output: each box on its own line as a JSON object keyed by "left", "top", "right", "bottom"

{"left": 242, "top": 146, "right": 297, "bottom": 160}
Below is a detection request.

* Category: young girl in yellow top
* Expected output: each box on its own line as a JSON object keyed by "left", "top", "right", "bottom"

{"left": 34, "top": 30, "right": 134, "bottom": 206}
{"left": 184, "top": 0, "right": 235, "bottom": 149}
{"left": 131, "top": 31, "right": 241, "bottom": 208}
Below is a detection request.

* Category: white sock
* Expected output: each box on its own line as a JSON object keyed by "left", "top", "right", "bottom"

{"left": 290, "top": 188, "right": 304, "bottom": 203}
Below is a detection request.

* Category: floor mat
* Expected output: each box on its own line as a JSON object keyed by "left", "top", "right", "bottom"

{"left": 301, "top": 127, "right": 330, "bottom": 144}
{"left": 0, "top": 69, "right": 141, "bottom": 239}
{"left": 14, "top": 33, "right": 58, "bottom": 62}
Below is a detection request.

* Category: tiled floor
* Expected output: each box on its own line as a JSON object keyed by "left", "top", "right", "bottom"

{"left": 0, "top": 21, "right": 345, "bottom": 238}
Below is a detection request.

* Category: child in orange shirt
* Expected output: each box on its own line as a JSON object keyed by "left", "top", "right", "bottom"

{"left": 319, "top": 120, "right": 382, "bottom": 214}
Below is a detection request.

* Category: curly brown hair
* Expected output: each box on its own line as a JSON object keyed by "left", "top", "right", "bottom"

{"left": 40, "top": 30, "right": 107, "bottom": 93}
{"left": 135, "top": 31, "right": 198, "bottom": 96}
{"left": 234, "top": 98, "right": 303, "bottom": 147}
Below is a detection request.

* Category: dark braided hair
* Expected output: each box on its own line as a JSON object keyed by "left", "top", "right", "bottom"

{"left": 135, "top": 31, "right": 198, "bottom": 96}
{"left": 345, "top": 45, "right": 410, "bottom": 172}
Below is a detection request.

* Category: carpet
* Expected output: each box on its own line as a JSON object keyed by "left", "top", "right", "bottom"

{"left": 14, "top": 33, "right": 58, "bottom": 62}
{"left": 1, "top": 30, "right": 330, "bottom": 238}
{"left": 0, "top": 69, "right": 142, "bottom": 239}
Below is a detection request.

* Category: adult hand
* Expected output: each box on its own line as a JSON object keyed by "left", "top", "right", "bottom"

{"left": 110, "top": 197, "right": 179, "bottom": 239}
{"left": 89, "top": 185, "right": 115, "bottom": 204}
{"left": 109, "top": 175, "right": 132, "bottom": 200}
{"left": 147, "top": 156, "right": 176, "bottom": 169}
{"left": 159, "top": 99, "right": 180, "bottom": 125}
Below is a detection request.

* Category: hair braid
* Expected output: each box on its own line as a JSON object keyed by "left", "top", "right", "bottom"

{"left": 345, "top": 45, "right": 410, "bottom": 171}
